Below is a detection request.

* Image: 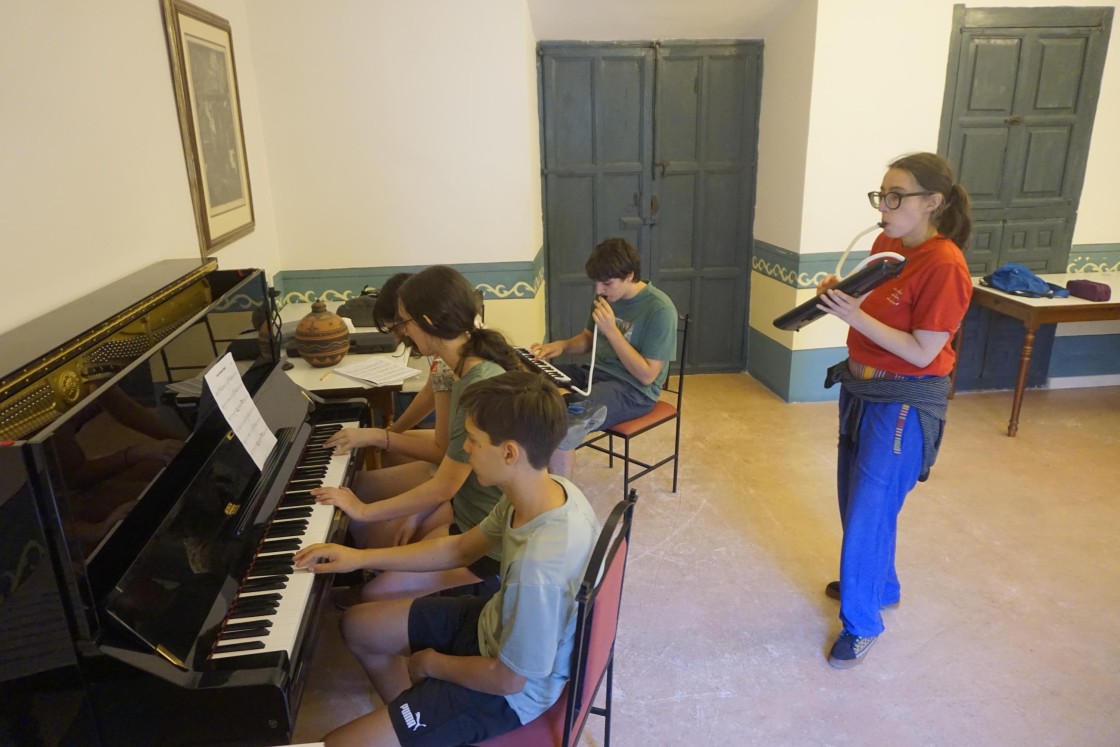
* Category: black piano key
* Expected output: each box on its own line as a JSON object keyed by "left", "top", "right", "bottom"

{"left": 259, "top": 538, "right": 303, "bottom": 553}
{"left": 213, "top": 640, "right": 267, "bottom": 653}
{"left": 250, "top": 563, "right": 294, "bottom": 577}
{"left": 223, "top": 619, "right": 274, "bottom": 632}
{"left": 267, "top": 520, "right": 308, "bottom": 533}
{"left": 252, "top": 557, "right": 296, "bottom": 572}
{"left": 232, "top": 597, "right": 282, "bottom": 610}
{"left": 219, "top": 627, "right": 272, "bottom": 641}
{"left": 265, "top": 524, "right": 307, "bottom": 539}
{"left": 231, "top": 601, "right": 280, "bottom": 616}
{"left": 234, "top": 591, "right": 282, "bottom": 603}
{"left": 275, "top": 506, "right": 314, "bottom": 519}
{"left": 241, "top": 575, "right": 289, "bottom": 592}
{"left": 280, "top": 495, "right": 315, "bottom": 508}
{"left": 287, "top": 479, "right": 322, "bottom": 489}
{"left": 240, "top": 579, "right": 287, "bottom": 593}
{"left": 228, "top": 606, "right": 277, "bottom": 621}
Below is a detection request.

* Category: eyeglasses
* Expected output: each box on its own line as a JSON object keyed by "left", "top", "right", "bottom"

{"left": 867, "top": 191, "right": 935, "bottom": 210}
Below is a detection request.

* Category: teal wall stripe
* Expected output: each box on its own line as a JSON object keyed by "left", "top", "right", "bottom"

{"left": 789, "top": 347, "right": 847, "bottom": 402}
{"left": 751, "top": 239, "right": 1119, "bottom": 291}
{"left": 1049, "top": 334, "right": 1120, "bottom": 377}
{"left": 746, "top": 328, "right": 792, "bottom": 401}
{"left": 748, "top": 238, "right": 1120, "bottom": 402}
{"left": 272, "top": 250, "right": 545, "bottom": 306}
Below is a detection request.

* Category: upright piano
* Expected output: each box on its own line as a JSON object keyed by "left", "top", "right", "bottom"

{"left": 0, "top": 260, "right": 368, "bottom": 746}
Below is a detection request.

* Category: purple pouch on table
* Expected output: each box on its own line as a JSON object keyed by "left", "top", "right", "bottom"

{"left": 1066, "top": 279, "right": 1111, "bottom": 302}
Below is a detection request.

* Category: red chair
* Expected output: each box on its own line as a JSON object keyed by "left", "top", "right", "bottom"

{"left": 475, "top": 489, "right": 638, "bottom": 747}
{"left": 579, "top": 314, "right": 690, "bottom": 499}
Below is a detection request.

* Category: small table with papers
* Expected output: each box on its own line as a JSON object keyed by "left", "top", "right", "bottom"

{"left": 279, "top": 302, "right": 428, "bottom": 426}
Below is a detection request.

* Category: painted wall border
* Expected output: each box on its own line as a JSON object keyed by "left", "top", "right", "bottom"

{"left": 272, "top": 248, "right": 544, "bottom": 307}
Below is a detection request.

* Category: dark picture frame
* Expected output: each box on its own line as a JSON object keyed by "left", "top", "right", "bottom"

{"left": 162, "top": 0, "right": 254, "bottom": 256}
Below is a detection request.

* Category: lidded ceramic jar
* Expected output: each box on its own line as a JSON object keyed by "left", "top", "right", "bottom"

{"left": 294, "top": 300, "right": 350, "bottom": 367}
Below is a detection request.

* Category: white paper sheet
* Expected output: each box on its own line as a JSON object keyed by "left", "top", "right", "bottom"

{"left": 333, "top": 357, "right": 421, "bottom": 386}
{"left": 203, "top": 353, "right": 277, "bottom": 470}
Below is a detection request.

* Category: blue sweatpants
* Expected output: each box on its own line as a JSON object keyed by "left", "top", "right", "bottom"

{"left": 836, "top": 390, "right": 923, "bottom": 638}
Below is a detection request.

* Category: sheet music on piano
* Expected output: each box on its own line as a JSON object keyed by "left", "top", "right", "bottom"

{"left": 204, "top": 352, "right": 277, "bottom": 470}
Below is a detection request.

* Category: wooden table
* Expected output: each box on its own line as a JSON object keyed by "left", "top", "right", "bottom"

{"left": 969, "top": 273, "right": 1120, "bottom": 436}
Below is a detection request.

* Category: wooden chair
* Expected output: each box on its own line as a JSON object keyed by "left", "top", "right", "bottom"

{"left": 578, "top": 314, "right": 690, "bottom": 499}
{"left": 475, "top": 489, "right": 638, "bottom": 747}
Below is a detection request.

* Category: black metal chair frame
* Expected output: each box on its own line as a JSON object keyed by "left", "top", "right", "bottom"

{"left": 578, "top": 314, "right": 689, "bottom": 499}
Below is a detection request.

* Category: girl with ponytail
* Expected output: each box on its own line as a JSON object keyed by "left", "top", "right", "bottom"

{"left": 814, "top": 152, "right": 973, "bottom": 668}
{"left": 312, "top": 265, "right": 517, "bottom": 603}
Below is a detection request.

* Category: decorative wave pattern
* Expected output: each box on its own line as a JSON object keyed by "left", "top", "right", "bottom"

{"left": 280, "top": 289, "right": 356, "bottom": 306}
{"left": 212, "top": 292, "right": 259, "bottom": 311}
{"left": 751, "top": 258, "right": 799, "bottom": 285}
{"left": 1067, "top": 256, "right": 1120, "bottom": 273}
{"left": 475, "top": 281, "right": 536, "bottom": 299}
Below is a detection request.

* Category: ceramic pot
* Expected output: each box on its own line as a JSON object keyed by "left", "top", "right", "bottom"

{"left": 294, "top": 300, "right": 350, "bottom": 367}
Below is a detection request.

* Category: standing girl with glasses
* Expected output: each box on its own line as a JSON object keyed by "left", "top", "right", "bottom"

{"left": 312, "top": 265, "right": 518, "bottom": 603}
{"left": 815, "top": 152, "right": 973, "bottom": 668}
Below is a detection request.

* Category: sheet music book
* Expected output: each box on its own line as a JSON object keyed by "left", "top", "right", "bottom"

{"left": 203, "top": 353, "right": 277, "bottom": 470}
{"left": 334, "top": 357, "right": 421, "bottom": 386}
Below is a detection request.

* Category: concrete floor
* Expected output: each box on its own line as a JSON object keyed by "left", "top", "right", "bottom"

{"left": 292, "top": 374, "right": 1120, "bottom": 746}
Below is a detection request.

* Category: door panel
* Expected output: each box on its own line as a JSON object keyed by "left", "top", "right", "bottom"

{"left": 940, "top": 6, "right": 1112, "bottom": 391}
{"left": 967, "top": 219, "right": 1002, "bottom": 275}
{"left": 1000, "top": 217, "right": 1070, "bottom": 272}
{"left": 653, "top": 43, "right": 761, "bottom": 372}
{"left": 540, "top": 46, "right": 654, "bottom": 355}
{"left": 540, "top": 41, "right": 761, "bottom": 373}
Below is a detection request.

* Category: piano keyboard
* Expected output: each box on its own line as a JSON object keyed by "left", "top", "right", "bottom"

{"left": 211, "top": 421, "right": 356, "bottom": 661}
{"left": 513, "top": 346, "right": 572, "bottom": 386}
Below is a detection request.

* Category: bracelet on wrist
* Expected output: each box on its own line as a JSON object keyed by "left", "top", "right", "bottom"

{"left": 384, "top": 431, "right": 391, "bottom": 452}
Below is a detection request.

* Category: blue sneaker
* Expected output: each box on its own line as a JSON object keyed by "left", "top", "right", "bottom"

{"left": 828, "top": 630, "right": 877, "bottom": 669}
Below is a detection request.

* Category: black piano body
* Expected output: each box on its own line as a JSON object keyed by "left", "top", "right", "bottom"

{"left": 0, "top": 261, "right": 367, "bottom": 746}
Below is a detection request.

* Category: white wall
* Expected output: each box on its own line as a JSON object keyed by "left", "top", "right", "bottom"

{"left": 753, "top": 0, "right": 817, "bottom": 252}
{"left": 791, "top": 0, "right": 1119, "bottom": 255}
{"left": 244, "top": 0, "right": 542, "bottom": 270}
{"left": 0, "top": 0, "right": 280, "bottom": 337}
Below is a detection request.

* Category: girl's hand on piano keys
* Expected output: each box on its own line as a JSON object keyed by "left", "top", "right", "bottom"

{"left": 323, "top": 427, "right": 384, "bottom": 453}
{"left": 310, "top": 486, "right": 364, "bottom": 519}
{"left": 293, "top": 542, "right": 363, "bottom": 574}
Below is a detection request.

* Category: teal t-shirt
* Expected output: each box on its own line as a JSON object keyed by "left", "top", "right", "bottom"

{"left": 447, "top": 359, "right": 505, "bottom": 559}
{"left": 587, "top": 283, "right": 677, "bottom": 401}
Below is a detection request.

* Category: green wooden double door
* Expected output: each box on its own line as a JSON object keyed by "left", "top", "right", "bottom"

{"left": 943, "top": 6, "right": 1113, "bottom": 390}
{"left": 538, "top": 42, "right": 762, "bottom": 374}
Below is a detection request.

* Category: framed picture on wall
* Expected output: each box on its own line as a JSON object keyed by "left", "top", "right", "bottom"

{"left": 162, "top": 0, "right": 254, "bottom": 256}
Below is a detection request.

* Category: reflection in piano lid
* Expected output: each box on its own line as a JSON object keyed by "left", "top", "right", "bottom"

{"left": 1, "top": 262, "right": 371, "bottom": 745}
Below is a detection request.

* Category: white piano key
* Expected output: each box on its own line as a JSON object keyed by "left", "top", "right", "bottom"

{"left": 212, "top": 422, "right": 356, "bottom": 661}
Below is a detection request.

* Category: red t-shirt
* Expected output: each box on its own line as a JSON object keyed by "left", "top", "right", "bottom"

{"left": 847, "top": 233, "right": 973, "bottom": 377}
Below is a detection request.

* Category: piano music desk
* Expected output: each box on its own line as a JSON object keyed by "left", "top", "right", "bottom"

{"left": 967, "top": 273, "right": 1120, "bottom": 436}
